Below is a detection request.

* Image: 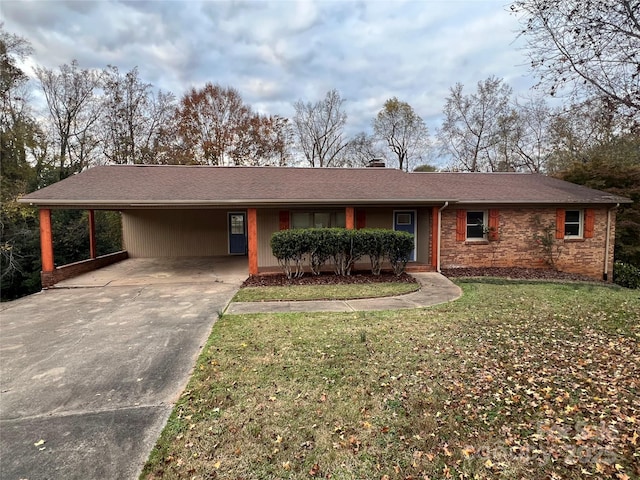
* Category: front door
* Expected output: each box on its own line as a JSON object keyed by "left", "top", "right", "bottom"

{"left": 228, "top": 212, "right": 247, "bottom": 255}
{"left": 394, "top": 210, "right": 416, "bottom": 261}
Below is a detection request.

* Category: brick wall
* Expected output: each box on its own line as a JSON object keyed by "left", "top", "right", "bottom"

{"left": 440, "top": 207, "right": 615, "bottom": 280}
{"left": 41, "top": 251, "right": 129, "bottom": 288}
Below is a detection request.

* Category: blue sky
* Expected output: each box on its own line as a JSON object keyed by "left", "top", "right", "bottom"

{"left": 2, "top": 0, "right": 535, "bottom": 141}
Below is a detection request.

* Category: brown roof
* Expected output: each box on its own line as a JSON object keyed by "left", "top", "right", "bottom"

{"left": 19, "top": 165, "right": 630, "bottom": 208}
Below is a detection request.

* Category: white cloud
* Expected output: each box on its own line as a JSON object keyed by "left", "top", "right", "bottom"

{"left": 2, "top": 0, "right": 539, "bottom": 152}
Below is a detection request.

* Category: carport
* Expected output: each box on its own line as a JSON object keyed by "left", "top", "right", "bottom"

{"left": 54, "top": 256, "right": 248, "bottom": 288}
{"left": 33, "top": 206, "right": 256, "bottom": 289}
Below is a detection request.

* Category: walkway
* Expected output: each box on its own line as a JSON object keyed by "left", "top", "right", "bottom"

{"left": 225, "top": 272, "right": 462, "bottom": 314}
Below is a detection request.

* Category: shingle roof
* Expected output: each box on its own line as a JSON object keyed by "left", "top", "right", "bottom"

{"left": 19, "top": 165, "right": 630, "bottom": 208}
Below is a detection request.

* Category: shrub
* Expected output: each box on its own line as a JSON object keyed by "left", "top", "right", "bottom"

{"left": 384, "top": 230, "right": 414, "bottom": 276}
{"left": 532, "top": 215, "right": 562, "bottom": 270}
{"left": 326, "top": 228, "right": 364, "bottom": 276}
{"left": 614, "top": 261, "right": 640, "bottom": 289}
{"left": 359, "top": 228, "right": 388, "bottom": 275}
{"left": 306, "top": 229, "right": 332, "bottom": 275}
{"left": 270, "top": 229, "right": 307, "bottom": 279}
{"left": 270, "top": 228, "right": 415, "bottom": 277}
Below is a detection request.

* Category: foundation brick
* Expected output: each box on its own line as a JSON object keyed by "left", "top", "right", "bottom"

{"left": 41, "top": 251, "right": 129, "bottom": 288}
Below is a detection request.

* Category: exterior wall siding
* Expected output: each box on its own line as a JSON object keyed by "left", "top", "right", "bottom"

{"left": 257, "top": 209, "right": 280, "bottom": 268}
{"left": 440, "top": 206, "right": 613, "bottom": 280}
{"left": 257, "top": 207, "right": 432, "bottom": 269}
{"left": 362, "top": 207, "right": 393, "bottom": 229}
{"left": 415, "top": 207, "right": 431, "bottom": 264}
{"left": 365, "top": 207, "right": 431, "bottom": 264}
{"left": 122, "top": 209, "right": 228, "bottom": 257}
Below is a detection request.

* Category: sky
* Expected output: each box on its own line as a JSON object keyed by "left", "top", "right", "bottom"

{"left": 2, "top": 0, "right": 537, "bottom": 148}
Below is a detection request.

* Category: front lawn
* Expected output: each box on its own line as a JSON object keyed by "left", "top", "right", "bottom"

{"left": 232, "top": 282, "right": 419, "bottom": 302}
{"left": 141, "top": 280, "right": 639, "bottom": 480}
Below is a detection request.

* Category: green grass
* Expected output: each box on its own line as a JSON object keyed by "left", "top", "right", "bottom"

{"left": 141, "top": 281, "right": 640, "bottom": 480}
{"left": 232, "top": 282, "right": 419, "bottom": 302}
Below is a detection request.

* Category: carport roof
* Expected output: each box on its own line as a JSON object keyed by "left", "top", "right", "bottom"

{"left": 18, "top": 165, "right": 630, "bottom": 208}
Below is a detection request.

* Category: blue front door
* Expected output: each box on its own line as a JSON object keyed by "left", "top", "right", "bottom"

{"left": 229, "top": 212, "right": 247, "bottom": 255}
{"left": 394, "top": 211, "right": 416, "bottom": 261}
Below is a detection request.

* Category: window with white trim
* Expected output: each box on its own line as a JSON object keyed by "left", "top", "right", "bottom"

{"left": 564, "top": 210, "right": 583, "bottom": 238}
{"left": 466, "top": 211, "right": 487, "bottom": 240}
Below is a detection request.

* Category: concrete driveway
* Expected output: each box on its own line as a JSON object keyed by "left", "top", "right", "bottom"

{"left": 0, "top": 257, "right": 246, "bottom": 480}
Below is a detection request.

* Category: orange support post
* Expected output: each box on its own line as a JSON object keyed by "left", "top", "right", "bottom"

{"left": 345, "top": 207, "right": 355, "bottom": 230}
{"left": 247, "top": 208, "right": 258, "bottom": 275}
{"left": 431, "top": 207, "right": 439, "bottom": 269}
{"left": 39, "top": 209, "right": 54, "bottom": 272}
{"left": 88, "top": 210, "right": 97, "bottom": 259}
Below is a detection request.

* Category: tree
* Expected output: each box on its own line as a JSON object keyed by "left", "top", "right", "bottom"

{"left": 35, "top": 60, "right": 103, "bottom": 179}
{"left": 176, "top": 83, "right": 291, "bottom": 166}
{"left": 292, "top": 89, "right": 349, "bottom": 167}
{"left": 509, "top": 96, "right": 553, "bottom": 173}
{"left": 373, "top": 97, "right": 430, "bottom": 171}
{"left": 557, "top": 133, "right": 640, "bottom": 266}
{"left": 101, "top": 66, "right": 176, "bottom": 164}
{"left": 413, "top": 164, "right": 438, "bottom": 172}
{"left": 1, "top": 25, "right": 37, "bottom": 196}
{"left": 1, "top": 23, "right": 31, "bottom": 105}
{"left": 176, "top": 83, "right": 252, "bottom": 165}
{"left": 546, "top": 97, "right": 636, "bottom": 172}
{"left": 438, "top": 76, "right": 515, "bottom": 172}
{"left": 229, "top": 114, "right": 292, "bottom": 166}
{"left": 344, "top": 132, "right": 386, "bottom": 167}
{"left": 512, "top": 0, "right": 640, "bottom": 116}
{"left": 101, "top": 66, "right": 148, "bottom": 164}
{"left": 0, "top": 25, "right": 41, "bottom": 299}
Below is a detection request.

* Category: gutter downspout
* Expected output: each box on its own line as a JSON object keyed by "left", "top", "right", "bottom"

{"left": 603, "top": 203, "right": 619, "bottom": 281}
{"left": 437, "top": 202, "right": 449, "bottom": 273}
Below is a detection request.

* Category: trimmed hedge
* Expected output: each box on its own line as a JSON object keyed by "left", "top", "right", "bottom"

{"left": 270, "top": 229, "right": 307, "bottom": 278}
{"left": 270, "top": 228, "right": 414, "bottom": 278}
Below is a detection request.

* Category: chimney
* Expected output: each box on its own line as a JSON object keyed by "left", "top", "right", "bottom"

{"left": 366, "top": 158, "right": 386, "bottom": 168}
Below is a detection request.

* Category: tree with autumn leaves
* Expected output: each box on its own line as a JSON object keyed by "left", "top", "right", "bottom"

{"left": 175, "top": 83, "right": 291, "bottom": 166}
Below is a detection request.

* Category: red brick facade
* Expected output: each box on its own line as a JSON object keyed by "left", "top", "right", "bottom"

{"left": 440, "top": 207, "right": 615, "bottom": 280}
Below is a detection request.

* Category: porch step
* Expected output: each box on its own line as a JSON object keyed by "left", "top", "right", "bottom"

{"left": 405, "top": 264, "right": 435, "bottom": 273}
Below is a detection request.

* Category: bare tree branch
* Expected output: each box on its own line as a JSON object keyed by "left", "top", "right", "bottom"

{"left": 373, "top": 97, "right": 430, "bottom": 171}
{"left": 512, "top": 0, "right": 640, "bottom": 115}
{"left": 292, "top": 89, "right": 349, "bottom": 167}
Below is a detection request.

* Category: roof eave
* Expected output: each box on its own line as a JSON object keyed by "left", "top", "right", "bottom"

{"left": 17, "top": 198, "right": 460, "bottom": 209}
{"left": 456, "top": 198, "right": 632, "bottom": 205}
{"left": 18, "top": 197, "right": 632, "bottom": 208}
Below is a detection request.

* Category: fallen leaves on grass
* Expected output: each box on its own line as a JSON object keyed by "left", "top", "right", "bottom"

{"left": 140, "top": 282, "right": 639, "bottom": 480}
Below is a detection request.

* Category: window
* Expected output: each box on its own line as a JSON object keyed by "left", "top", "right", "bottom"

{"left": 564, "top": 210, "right": 583, "bottom": 238}
{"left": 291, "top": 211, "right": 346, "bottom": 229}
{"left": 230, "top": 214, "right": 244, "bottom": 235}
{"left": 466, "top": 211, "right": 487, "bottom": 240}
{"left": 396, "top": 213, "right": 412, "bottom": 225}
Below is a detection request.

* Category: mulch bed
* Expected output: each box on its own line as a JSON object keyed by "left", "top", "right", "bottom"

{"left": 441, "top": 267, "right": 601, "bottom": 283}
{"left": 242, "top": 271, "right": 417, "bottom": 287}
{"left": 243, "top": 267, "right": 601, "bottom": 288}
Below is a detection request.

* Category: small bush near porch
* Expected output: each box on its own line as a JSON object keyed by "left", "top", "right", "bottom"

{"left": 141, "top": 281, "right": 639, "bottom": 480}
{"left": 270, "top": 228, "right": 414, "bottom": 278}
